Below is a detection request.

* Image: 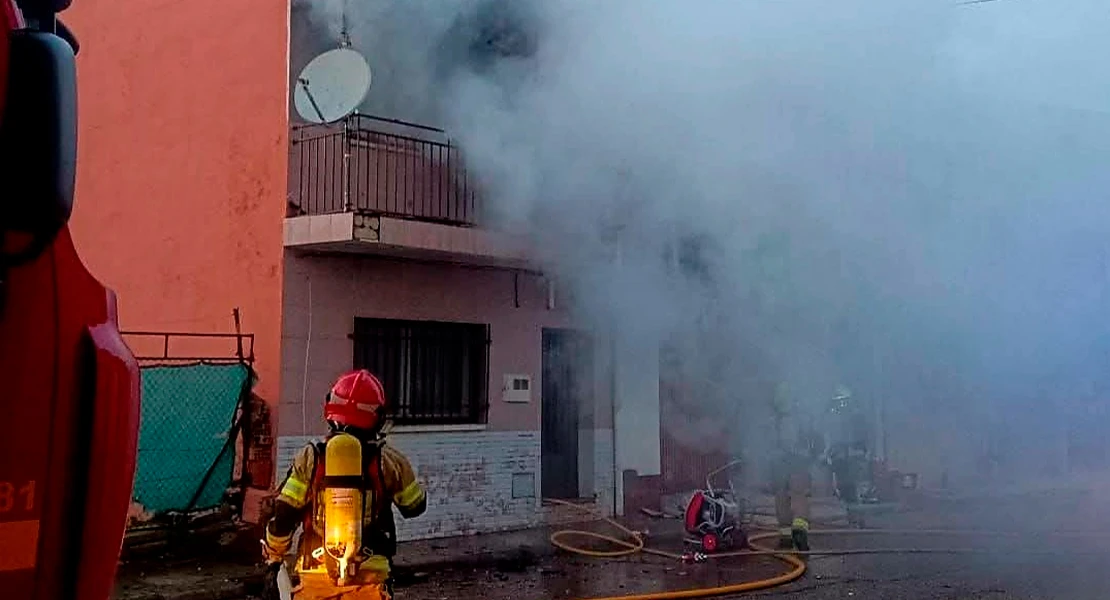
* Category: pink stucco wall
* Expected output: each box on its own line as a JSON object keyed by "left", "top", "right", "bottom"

{"left": 64, "top": 0, "right": 289, "bottom": 404}
{"left": 279, "top": 252, "right": 573, "bottom": 436}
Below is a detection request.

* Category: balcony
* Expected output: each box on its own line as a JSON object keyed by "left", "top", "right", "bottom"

{"left": 289, "top": 114, "right": 479, "bottom": 225}
{"left": 285, "top": 114, "right": 530, "bottom": 267}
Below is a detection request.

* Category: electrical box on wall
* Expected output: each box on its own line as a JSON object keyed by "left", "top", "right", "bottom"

{"left": 503, "top": 374, "right": 532, "bottom": 403}
{"left": 512, "top": 472, "right": 537, "bottom": 498}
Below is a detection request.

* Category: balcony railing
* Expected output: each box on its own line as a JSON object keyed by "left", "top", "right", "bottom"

{"left": 289, "top": 114, "right": 480, "bottom": 226}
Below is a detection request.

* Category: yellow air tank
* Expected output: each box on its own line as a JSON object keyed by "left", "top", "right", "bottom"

{"left": 322, "top": 432, "right": 364, "bottom": 585}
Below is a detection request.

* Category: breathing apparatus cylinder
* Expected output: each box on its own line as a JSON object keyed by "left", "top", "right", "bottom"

{"left": 322, "top": 432, "right": 364, "bottom": 585}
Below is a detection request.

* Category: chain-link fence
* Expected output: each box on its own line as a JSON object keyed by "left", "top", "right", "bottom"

{"left": 132, "top": 363, "right": 252, "bottom": 515}
{"left": 122, "top": 330, "right": 257, "bottom": 525}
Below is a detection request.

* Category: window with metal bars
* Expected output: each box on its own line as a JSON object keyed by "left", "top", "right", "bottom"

{"left": 351, "top": 318, "right": 490, "bottom": 425}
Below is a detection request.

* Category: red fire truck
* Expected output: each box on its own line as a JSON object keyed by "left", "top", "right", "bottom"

{"left": 0, "top": 1, "right": 142, "bottom": 598}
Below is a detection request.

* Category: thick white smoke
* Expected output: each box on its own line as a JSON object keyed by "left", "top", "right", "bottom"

{"left": 293, "top": 0, "right": 1110, "bottom": 484}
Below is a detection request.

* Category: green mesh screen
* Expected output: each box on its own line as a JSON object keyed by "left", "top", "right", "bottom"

{"left": 132, "top": 363, "right": 249, "bottom": 514}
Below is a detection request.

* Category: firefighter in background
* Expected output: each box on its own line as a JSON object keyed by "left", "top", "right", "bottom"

{"left": 770, "top": 383, "right": 823, "bottom": 552}
{"left": 826, "top": 385, "right": 876, "bottom": 526}
{"left": 263, "top": 370, "right": 428, "bottom": 600}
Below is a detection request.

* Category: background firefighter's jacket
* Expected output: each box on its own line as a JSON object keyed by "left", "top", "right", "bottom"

{"left": 265, "top": 437, "right": 427, "bottom": 578}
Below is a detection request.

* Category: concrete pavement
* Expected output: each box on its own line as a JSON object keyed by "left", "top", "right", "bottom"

{"left": 113, "top": 474, "right": 1110, "bottom": 599}
{"left": 113, "top": 522, "right": 573, "bottom": 600}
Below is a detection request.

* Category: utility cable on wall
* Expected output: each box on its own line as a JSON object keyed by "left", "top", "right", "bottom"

{"left": 300, "top": 275, "right": 313, "bottom": 437}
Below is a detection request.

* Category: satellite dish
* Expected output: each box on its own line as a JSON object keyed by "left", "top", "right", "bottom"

{"left": 294, "top": 47, "right": 372, "bottom": 124}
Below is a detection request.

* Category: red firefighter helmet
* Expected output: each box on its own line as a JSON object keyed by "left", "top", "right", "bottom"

{"left": 325, "top": 369, "right": 387, "bottom": 431}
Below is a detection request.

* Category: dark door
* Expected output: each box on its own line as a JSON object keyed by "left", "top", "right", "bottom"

{"left": 541, "top": 329, "right": 592, "bottom": 499}
{"left": 659, "top": 377, "right": 730, "bottom": 494}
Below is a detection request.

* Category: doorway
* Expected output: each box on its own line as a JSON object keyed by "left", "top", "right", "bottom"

{"left": 541, "top": 328, "right": 593, "bottom": 499}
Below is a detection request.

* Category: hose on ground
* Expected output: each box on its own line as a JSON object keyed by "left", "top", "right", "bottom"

{"left": 545, "top": 498, "right": 1110, "bottom": 600}
{"left": 547, "top": 499, "right": 806, "bottom": 600}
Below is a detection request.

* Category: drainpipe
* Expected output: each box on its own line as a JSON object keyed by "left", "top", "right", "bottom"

{"left": 341, "top": 0, "right": 353, "bottom": 211}
{"left": 342, "top": 117, "right": 352, "bottom": 211}
{"left": 873, "top": 343, "right": 887, "bottom": 464}
{"left": 610, "top": 333, "right": 619, "bottom": 517}
{"left": 609, "top": 228, "right": 623, "bottom": 517}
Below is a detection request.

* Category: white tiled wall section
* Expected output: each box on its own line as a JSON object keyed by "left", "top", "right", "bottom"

{"left": 591, "top": 429, "right": 616, "bottom": 517}
{"left": 276, "top": 429, "right": 618, "bottom": 540}
{"left": 277, "top": 431, "right": 541, "bottom": 540}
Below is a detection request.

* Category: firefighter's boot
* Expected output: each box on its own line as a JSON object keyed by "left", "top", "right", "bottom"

{"left": 777, "top": 527, "right": 794, "bottom": 550}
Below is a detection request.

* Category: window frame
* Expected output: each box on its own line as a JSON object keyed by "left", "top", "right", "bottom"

{"left": 351, "top": 317, "right": 491, "bottom": 426}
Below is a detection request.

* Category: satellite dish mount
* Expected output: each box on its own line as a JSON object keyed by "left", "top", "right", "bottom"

{"left": 293, "top": 15, "right": 371, "bottom": 210}
{"left": 339, "top": 0, "right": 352, "bottom": 48}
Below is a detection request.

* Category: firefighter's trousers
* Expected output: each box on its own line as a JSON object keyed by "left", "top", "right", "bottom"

{"left": 293, "top": 557, "right": 393, "bottom": 600}
{"left": 294, "top": 577, "right": 391, "bottom": 600}
{"left": 774, "top": 467, "right": 812, "bottom": 534}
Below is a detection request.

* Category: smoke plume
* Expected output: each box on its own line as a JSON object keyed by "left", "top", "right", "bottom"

{"left": 293, "top": 0, "right": 1110, "bottom": 485}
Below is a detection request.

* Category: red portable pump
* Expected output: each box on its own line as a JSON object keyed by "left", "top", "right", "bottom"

{"left": 682, "top": 459, "right": 750, "bottom": 554}
{"left": 0, "top": 1, "right": 142, "bottom": 599}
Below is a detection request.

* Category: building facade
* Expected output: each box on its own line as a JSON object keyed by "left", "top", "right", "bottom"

{"left": 64, "top": 0, "right": 289, "bottom": 484}
{"left": 64, "top": 0, "right": 677, "bottom": 540}
{"left": 275, "top": 241, "right": 621, "bottom": 536}
{"left": 275, "top": 109, "right": 636, "bottom": 537}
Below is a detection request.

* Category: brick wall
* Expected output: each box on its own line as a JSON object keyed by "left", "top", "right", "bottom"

{"left": 277, "top": 428, "right": 616, "bottom": 540}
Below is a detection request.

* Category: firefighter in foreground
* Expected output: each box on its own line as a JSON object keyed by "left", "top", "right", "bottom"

{"left": 263, "top": 369, "right": 428, "bottom": 599}
{"left": 770, "top": 383, "right": 824, "bottom": 552}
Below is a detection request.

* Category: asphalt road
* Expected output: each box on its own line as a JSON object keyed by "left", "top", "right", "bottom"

{"left": 401, "top": 539, "right": 1110, "bottom": 599}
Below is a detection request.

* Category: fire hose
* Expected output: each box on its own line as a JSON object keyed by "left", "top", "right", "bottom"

{"left": 545, "top": 498, "right": 1110, "bottom": 600}
{"left": 548, "top": 499, "right": 805, "bottom": 600}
